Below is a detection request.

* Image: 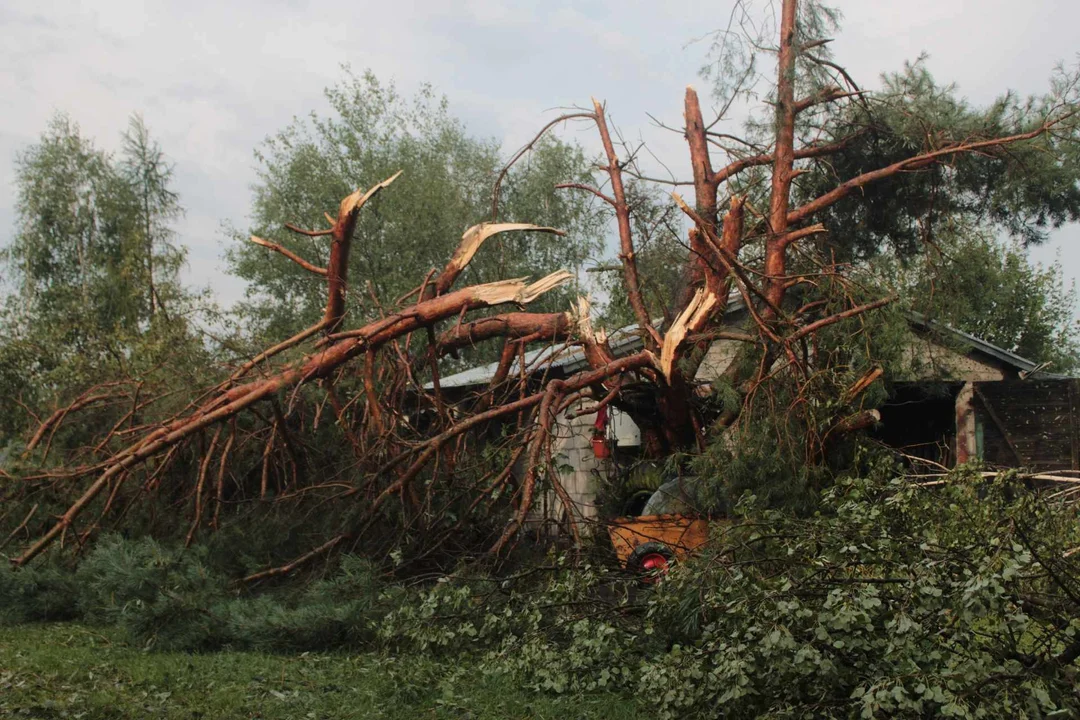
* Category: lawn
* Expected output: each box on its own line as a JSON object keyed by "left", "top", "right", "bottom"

{"left": 0, "top": 624, "right": 641, "bottom": 719}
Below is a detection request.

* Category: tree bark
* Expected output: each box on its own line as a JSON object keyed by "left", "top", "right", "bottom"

{"left": 764, "top": 0, "right": 800, "bottom": 313}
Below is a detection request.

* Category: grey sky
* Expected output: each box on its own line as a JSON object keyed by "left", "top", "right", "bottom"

{"left": 2, "top": 0, "right": 1078, "bottom": 308}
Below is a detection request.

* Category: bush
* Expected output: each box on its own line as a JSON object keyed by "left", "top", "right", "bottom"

{"left": 0, "top": 557, "right": 80, "bottom": 624}
{"left": 75, "top": 535, "right": 229, "bottom": 650}
{"left": 378, "top": 557, "right": 653, "bottom": 693}
{"left": 379, "top": 469, "right": 1080, "bottom": 718}
{"left": 221, "top": 555, "right": 393, "bottom": 652}
{"left": 637, "top": 469, "right": 1080, "bottom": 718}
{"left": 4, "top": 535, "right": 395, "bottom": 652}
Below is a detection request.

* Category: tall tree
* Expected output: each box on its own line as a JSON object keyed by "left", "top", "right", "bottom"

{"left": 4, "top": 115, "right": 141, "bottom": 340}
{"left": 903, "top": 228, "right": 1080, "bottom": 372}
{"left": 4, "top": 114, "right": 189, "bottom": 339}
{"left": 0, "top": 114, "right": 202, "bottom": 441}
{"left": 562, "top": 0, "right": 1080, "bottom": 454}
{"left": 229, "top": 69, "right": 602, "bottom": 342}
{"left": 119, "top": 114, "right": 184, "bottom": 319}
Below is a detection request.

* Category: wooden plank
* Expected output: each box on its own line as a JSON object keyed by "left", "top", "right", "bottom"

{"left": 973, "top": 385, "right": 1025, "bottom": 466}
{"left": 964, "top": 380, "right": 1080, "bottom": 471}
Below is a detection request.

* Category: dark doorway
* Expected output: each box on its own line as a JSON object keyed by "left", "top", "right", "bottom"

{"left": 872, "top": 382, "right": 962, "bottom": 467}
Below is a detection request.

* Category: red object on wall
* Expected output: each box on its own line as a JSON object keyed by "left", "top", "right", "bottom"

{"left": 592, "top": 435, "right": 611, "bottom": 459}
{"left": 592, "top": 405, "right": 611, "bottom": 458}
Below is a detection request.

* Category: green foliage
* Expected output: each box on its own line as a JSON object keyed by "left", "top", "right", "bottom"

{"left": 3, "top": 113, "right": 191, "bottom": 338}
{"left": 695, "top": 12, "right": 1080, "bottom": 380}
{"left": 792, "top": 58, "right": 1080, "bottom": 259}
{"left": 5, "top": 469, "right": 1079, "bottom": 719}
{"left": 5, "top": 114, "right": 147, "bottom": 338}
{"left": 73, "top": 535, "right": 228, "bottom": 650}
{"left": 0, "top": 623, "right": 642, "bottom": 719}
{"left": 59, "top": 536, "right": 395, "bottom": 652}
{"left": 1, "top": 535, "right": 401, "bottom": 653}
{"left": 0, "top": 112, "right": 216, "bottom": 444}
{"left": 119, "top": 113, "right": 185, "bottom": 318}
{"left": 0, "top": 557, "right": 80, "bottom": 625}
{"left": 379, "top": 470, "right": 1080, "bottom": 719}
{"left": 678, "top": 271, "right": 908, "bottom": 514}
{"left": 904, "top": 229, "right": 1080, "bottom": 372}
{"left": 378, "top": 556, "right": 656, "bottom": 692}
{"left": 222, "top": 555, "right": 396, "bottom": 653}
{"left": 691, "top": 419, "right": 826, "bottom": 514}
{"left": 229, "top": 68, "right": 602, "bottom": 343}
{"left": 640, "top": 471, "right": 1080, "bottom": 718}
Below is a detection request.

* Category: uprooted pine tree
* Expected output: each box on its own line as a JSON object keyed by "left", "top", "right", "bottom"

{"left": 5, "top": 0, "right": 1080, "bottom": 580}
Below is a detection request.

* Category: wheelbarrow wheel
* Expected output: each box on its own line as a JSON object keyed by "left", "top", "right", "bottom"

{"left": 625, "top": 541, "right": 675, "bottom": 583}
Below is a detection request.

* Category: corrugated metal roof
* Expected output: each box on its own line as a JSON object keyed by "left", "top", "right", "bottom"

{"left": 906, "top": 312, "right": 1060, "bottom": 379}
{"left": 431, "top": 299, "right": 1051, "bottom": 389}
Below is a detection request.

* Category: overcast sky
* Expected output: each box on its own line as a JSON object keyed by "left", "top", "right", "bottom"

{"left": 3, "top": 0, "right": 1078, "bottom": 308}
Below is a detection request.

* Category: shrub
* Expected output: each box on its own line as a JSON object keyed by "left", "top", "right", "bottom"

{"left": 68, "top": 538, "right": 393, "bottom": 652}
{"left": 381, "top": 469, "right": 1080, "bottom": 718}
{"left": 0, "top": 557, "right": 80, "bottom": 624}
{"left": 221, "top": 555, "right": 392, "bottom": 652}
{"left": 75, "top": 535, "right": 229, "bottom": 650}
{"left": 637, "top": 470, "right": 1080, "bottom": 718}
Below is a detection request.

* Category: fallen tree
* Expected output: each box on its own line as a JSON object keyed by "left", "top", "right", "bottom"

{"left": 6, "top": 0, "right": 1080, "bottom": 575}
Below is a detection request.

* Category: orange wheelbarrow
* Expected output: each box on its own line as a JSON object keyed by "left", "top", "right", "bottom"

{"left": 607, "top": 513, "right": 711, "bottom": 581}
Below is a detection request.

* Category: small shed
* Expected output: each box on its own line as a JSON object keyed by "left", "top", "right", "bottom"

{"left": 433, "top": 304, "right": 1070, "bottom": 526}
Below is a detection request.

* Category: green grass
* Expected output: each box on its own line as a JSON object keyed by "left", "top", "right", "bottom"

{"left": 0, "top": 624, "right": 642, "bottom": 719}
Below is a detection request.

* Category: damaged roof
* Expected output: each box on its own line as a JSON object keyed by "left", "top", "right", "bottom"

{"left": 431, "top": 299, "right": 1053, "bottom": 389}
